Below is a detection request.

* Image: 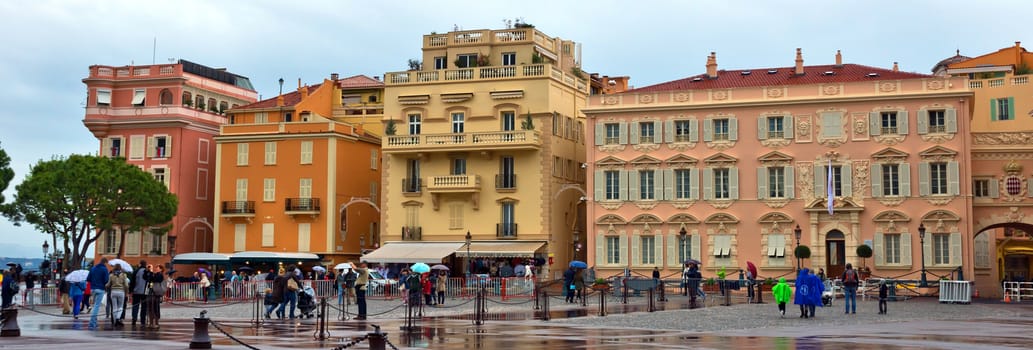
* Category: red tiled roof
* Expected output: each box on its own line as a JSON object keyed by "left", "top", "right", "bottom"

{"left": 627, "top": 64, "right": 930, "bottom": 93}
{"left": 337, "top": 75, "right": 384, "bottom": 89}
{"left": 234, "top": 83, "right": 324, "bottom": 109}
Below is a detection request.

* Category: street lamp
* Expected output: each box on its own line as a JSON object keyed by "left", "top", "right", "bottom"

{"left": 679, "top": 227, "right": 688, "bottom": 296}
{"left": 465, "top": 231, "right": 472, "bottom": 277}
{"left": 794, "top": 225, "right": 802, "bottom": 271}
{"left": 572, "top": 228, "right": 581, "bottom": 261}
{"left": 42, "top": 241, "right": 49, "bottom": 260}
{"left": 918, "top": 223, "right": 928, "bottom": 288}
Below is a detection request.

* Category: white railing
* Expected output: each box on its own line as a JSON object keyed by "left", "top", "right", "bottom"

{"left": 1013, "top": 76, "right": 1029, "bottom": 85}
{"left": 1003, "top": 281, "right": 1033, "bottom": 302}
{"left": 479, "top": 66, "right": 516, "bottom": 79}
{"left": 969, "top": 81, "right": 983, "bottom": 88}
{"left": 133, "top": 68, "right": 150, "bottom": 76}
{"left": 938, "top": 280, "right": 972, "bottom": 304}
{"left": 384, "top": 130, "right": 538, "bottom": 149}
{"left": 495, "top": 30, "right": 527, "bottom": 42}
{"left": 453, "top": 32, "right": 483, "bottom": 44}
{"left": 428, "top": 35, "right": 447, "bottom": 47}
{"left": 988, "top": 78, "right": 1005, "bottom": 87}
{"left": 430, "top": 175, "right": 479, "bottom": 188}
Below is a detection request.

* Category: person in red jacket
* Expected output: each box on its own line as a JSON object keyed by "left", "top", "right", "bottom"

{"left": 421, "top": 273, "right": 434, "bottom": 306}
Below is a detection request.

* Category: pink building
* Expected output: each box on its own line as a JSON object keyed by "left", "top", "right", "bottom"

{"left": 82, "top": 60, "right": 258, "bottom": 268}
{"left": 583, "top": 49, "right": 974, "bottom": 285}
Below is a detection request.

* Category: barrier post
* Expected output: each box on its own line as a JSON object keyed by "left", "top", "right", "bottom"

{"left": 0, "top": 308, "right": 20, "bottom": 337}
{"left": 540, "top": 289, "right": 550, "bottom": 321}
{"left": 367, "top": 325, "right": 387, "bottom": 350}
{"left": 647, "top": 287, "right": 656, "bottom": 312}
{"left": 189, "top": 311, "right": 211, "bottom": 349}
{"left": 599, "top": 288, "right": 607, "bottom": 316}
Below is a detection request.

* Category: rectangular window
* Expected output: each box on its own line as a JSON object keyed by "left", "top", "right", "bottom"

{"left": 933, "top": 233, "right": 950, "bottom": 264}
{"left": 678, "top": 235, "right": 692, "bottom": 263}
{"left": 148, "top": 135, "right": 171, "bottom": 158}
{"left": 928, "top": 110, "right": 946, "bottom": 133}
{"left": 882, "top": 164, "right": 900, "bottom": 196}
{"left": 604, "top": 123, "right": 620, "bottom": 144}
{"left": 881, "top": 112, "right": 898, "bottom": 134}
{"left": 283, "top": 112, "right": 292, "bottom": 122}
{"left": 451, "top": 112, "right": 465, "bottom": 133}
{"left": 675, "top": 120, "right": 692, "bottom": 142}
{"left": 639, "top": 170, "right": 655, "bottom": 200}
{"left": 235, "top": 178, "right": 248, "bottom": 201}
{"left": 831, "top": 165, "right": 843, "bottom": 197}
{"left": 641, "top": 236, "right": 656, "bottom": 265}
{"left": 604, "top": 170, "right": 620, "bottom": 200}
{"left": 198, "top": 139, "right": 209, "bottom": 164}
{"left": 103, "top": 228, "right": 120, "bottom": 254}
{"left": 300, "top": 141, "right": 313, "bottom": 164}
{"left": 767, "top": 235, "right": 785, "bottom": 257}
{"left": 552, "top": 114, "right": 561, "bottom": 135}
{"left": 885, "top": 234, "right": 901, "bottom": 264}
{"left": 767, "top": 116, "right": 785, "bottom": 139}
{"left": 299, "top": 178, "right": 312, "bottom": 198}
{"left": 500, "top": 202, "right": 515, "bottom": 237}
{"left": 713, "top": 118, "right": 730, "bottom": 141}
{"left": 501, "top": 111, "right": 515, "bottom": 131}
{"left": 264, "top": 142, "right": 276, "bottom": 165}
{"left": 152, "top": 167, "right": 168, "bottom": 188}
{"left": 261, "top": 223, "right": 274, "bottom": 247}
{"left": 675, "top": 169, "right": 691, "bottom": 199}
{"left": 195, "top": 168, "right": 208, "bottom": 200}
{"left": 713, "top": 168, "right": 730, "bottom": 199}
{"left": 97, "top": 89, "right": 111, "bottom": 106}
{"left": 449, "top": 203, "right": 463, "bottom": 229}
{"left": 263, "top": 178, "right": 275, "bottom": 202}
{"left": 930, "top": 162, "right": 948, "bottom": 195}
{"left": 768, "top": 166, "right": 785, "bottom": 198}
{"left": 255, "top": 112, "right": 268, "bottom": 124}
{"left": 995, "top": 98, "right": 1012, "bottom": 120}
{"left": 104, "top": 137, "right": 123, "bottom": 157}
{"left": 434, "top": 56, "right": 447, "bottom": 70}
{"left": 236, "top": 143, "right": 249, "bottom": 166}
{"left": 639, "top": 122, "right": 655, "bottom": 144}
{"left": 606, "top": 236, "right": 621, "bottom": 264}
{"left": 405, "top": 206, "right": 419, "bottom": 227}
{"left": 132, "top": 89, "right": 146, "bottom": 106}
{"left": 408, "top": 114, "right": 422, "bottom": 135}
{"left": 370, "top": 150, "right": 379, "bottom": 170}
{"left": 502, "top": 52, "right": 516, "bottom": 66}
{"left": 233, "top": 224, "right": 246, "bottom": 252}
{"left": 452, "top": 158, "right": 467, "bottom": 175}
{"left": 370, "top": 181, "right": 378, "bottom": 204}
{"left": 456, "top": 54, "right": 477, "bottom": 68}
{"left": 565, "top": 117, "right": 574, "bottom": 139}
{"left": 974, "top": 179, "right": 990, "bottom": 198}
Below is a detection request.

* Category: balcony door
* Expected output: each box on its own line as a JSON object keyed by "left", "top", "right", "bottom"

{"left": 826, "top": 230, "right": 846, "bottom": 279}
{"left": 407, "top": 159, "right": 421, "bottom": 192}
{"left": 500, "top": 202, "right": 515, "bottom": 237}
{"left": 499, "top": 156, "right": 515, "bottom": 188}
{"left": 501, "top": 111, "right": 515, "bottom": 131}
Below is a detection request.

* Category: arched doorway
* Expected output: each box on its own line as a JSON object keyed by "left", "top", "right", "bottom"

{"left": 826, "top": 230, "right": 846, "bottom": 278}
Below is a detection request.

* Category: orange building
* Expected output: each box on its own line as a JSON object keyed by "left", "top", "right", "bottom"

{"left": 83, "top": 60, "right": 258, "bottom": 268}
{"left": 213, "top": 75, "right": 383, "bottom": 268}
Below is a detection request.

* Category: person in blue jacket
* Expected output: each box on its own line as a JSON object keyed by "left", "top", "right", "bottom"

{"left": 86, "top": 258, "right": 110, "bottom": 328}
{"left": 70, "top": 279, "right": 87, "bottom": 319}
{"left": 793, "top": 268, "right": 823, "bottom": 318}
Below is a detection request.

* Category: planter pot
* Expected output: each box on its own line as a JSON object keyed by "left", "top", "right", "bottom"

{"left": 591, "top": 284, "right": 611, "bottom": 291}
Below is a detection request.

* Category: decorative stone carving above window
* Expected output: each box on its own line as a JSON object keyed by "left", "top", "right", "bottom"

{"left": 816, "top": 109, "right": 847, "bottom": 147}
{"left": 596, "top": 214, "right": 627, "bottom": 225}
{"left": 873, "top": 210, "right": 911, "bottom": 233}
{"left": 757, "top": 212, "right": 794, "bottom": 232}
{"left": 920, "top": 210, "right": 961, "bottom": 233}
{"left": 917, "top": 146, "right": 958, "bottom": 161}
{"left": 704, "top": 213, "right": 739, "bottom": 235}
{"left": 703, "top": 153, "right": 738, "bottom": 167}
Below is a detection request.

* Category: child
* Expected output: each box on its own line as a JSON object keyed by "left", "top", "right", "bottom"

{"left": 263, "top": 288, "right": 277, "bottom": 319}
{"left": 878, "top": 281, "right": 889, "bottom": 314}
{"left": 771, "top": 277, "right": 791, "bottom": 317}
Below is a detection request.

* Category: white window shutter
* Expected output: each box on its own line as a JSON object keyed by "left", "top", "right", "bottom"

{"left": 165, "top": 135, "right": 173, "bottom": 156}
{"left": 619, "top": 170, "right": 629, "bottom": 201}
{"left": 900, "top": 164, "right": 912, "bottom": 197}
{"left": 618, "top": 234, "right": 628, "bottom": 265}
{"left": 728, "top": 117, "right": 738, "bottom": 141}
{"left": 654, "top": 169, "right": 664, "bottom": 200}
{"left": 146, "top": 136, "right": 156, "bottom": 158}
{"left": 689, "top": 168, "right": 700, "bottom": 200}
{"left": 102, "top": 138, "right": 112, "bottom": 157}
{"left": 703, "top": 118, "right": 713, "bottom": 142}
{"left": 667, "top": 232, "right": 678, "bottom": 268}
{"left": 594, "top": 124, "right": 604, "bottom": 146}
{"left": 618, "top": 121, "right": 628, "bottom": 145}
{"left": 298, "top": 223, "right": 311, "bottom": 252}
{"left": 757, "top": 167, "right": 768, "bottom": 200}
{"left": 989, "top": 177, "right": 999, "bottom": 198}
{"left": 901, "top": 232, "right": 912, "bottom": 266}
{"left": 691, "top": 234, "right": 701, "bottom": 260}
{"left": 870, "top": 164, "right": 882, "bottom": 198}
{"left": 785, "top": 166, "right": 795, "bottom": 199}
{"left": 653, "top": 120, "right": 663, "bottom": 143}
{"left": 593, "top": 170, "right": 604, "bottom": 201}
{"left": 234, "top": 224, "right": 246, "bottom": 252}
{"left": 918, "top": 162, "right": 930, "bottom": 197}
{"left": 631, "top": 233, "right": 641, "bottom": 266}
{"left": 874, "top": 233, "right": 885, "bottom": 266}
{"left": 654, "top": 234, "right": 663, "bottom": 266}
{"left": 814, "top": 164, "right": 826, "bottom": 198}
{"left": 947, "top": 161, "right": 960, "bottom": 196}
{"left": 757, "top": 117, "right": 768, "bottom": 140}
{"left": 702, "top": 168, "right": 713, "bottom": 200}
{"left": 917, "top": 109, "right": 929, "bottom": 134}
{"left": 664, "top": 120, "right": 674, "bottom": 143}
{"left": 629, "top": 122, "right": 640, "bottom": 145}
{"left": 596, "top": 233, "right": 606, "bottom": 266}
{"left": 945, "top": 108, "right": 958, "bottom": 133}
{"left": 784, "top": 115, "right": 794, "bottom": 139}
{"left": 1028, "top": 176, "right": 1033, "bottom": 198}
{"left": 628, "top": 170, "right": 640, "bottom": 200}
{"left": 898, "top": 110, "right": 909, "bottom": 135}
{"left": 729, "top": 167, "right": 739, "bottom": 200}
{"left": 869, "top": 112, "right": 881, "bottom": 136}
{"left": 950, "top": 232, "right": 962, "bottom": 266}
{"left": 688, "top": 119, "right": 699, "bottom": 142}
{"left": 262, "top": 223, "right": 274, "bottom": 247}
{"left": 923, "top": 233, "right": 933, "bottom": 266}
{"left": 842, "top": 163, "right": 852, "bottom": 197}
{"left": 663, "top": 169, "right": 674, "bottom": 200}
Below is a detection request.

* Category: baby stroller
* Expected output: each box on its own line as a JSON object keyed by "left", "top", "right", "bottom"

{"left": 297, "top": 286, "right": 317, "bottom": 319}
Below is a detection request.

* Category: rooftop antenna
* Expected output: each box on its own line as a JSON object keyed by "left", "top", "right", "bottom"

{"left": 152, "top": 37, "right": 157, "bottom": 64}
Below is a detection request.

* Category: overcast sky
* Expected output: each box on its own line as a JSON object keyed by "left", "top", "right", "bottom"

{"left": 0, "top": 0, "right": 1029, "bottom": 258}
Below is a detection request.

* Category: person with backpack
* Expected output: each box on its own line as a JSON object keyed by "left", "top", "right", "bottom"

{"left": 841, "top": 263, "right": 859, "bottom": 314}
{"left": 878, "top": 280, "right": 889, "bottom": 314}
{"left": 130, "top": 260, "right": 149, "bottom": 326}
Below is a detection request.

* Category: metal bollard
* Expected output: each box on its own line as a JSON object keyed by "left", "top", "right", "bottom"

{"left": 647, "top": 287, "right": 656, "bottom": 312}
{"left": 1, "top": 308, "right": 20, "bottom": 337}
{"left": 756, "top": 283, "right": 765, "bottom": 304}
{"left": 189, "top": 311, "right": 212, "bottom": 349}
{"left": 599, "top": 288, "right": 607, "bottom": 317}
{"left": 367, "top": 324, "right": 387, "bottom": 350}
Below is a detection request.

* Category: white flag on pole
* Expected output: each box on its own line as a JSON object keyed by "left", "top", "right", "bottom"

{"left": 827, "top": 159, "right": 834, "bottom": 215}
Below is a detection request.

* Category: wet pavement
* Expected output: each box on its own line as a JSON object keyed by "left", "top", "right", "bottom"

{"left": 4, "top": 297, "right": 1033, "bottom": 349}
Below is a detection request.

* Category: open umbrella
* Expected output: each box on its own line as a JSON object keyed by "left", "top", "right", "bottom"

{"left": 683, "top": 258, "right": 702, "bottom": 266}
{"left": 746, "top": 261, "right": 758, "bottom": 278}
{"left": 108, "top": 258, "right": 133, "bottom": 273}
{"left": 334, "top": 262, "right": 353, "bottom": 270}
{"left": 312, "top": 266, "right": 327, "bottom": 273}
{"left": 198, "top": 268, "right": 211, "bottom": 277}
{"left": 569, "top": 260, "right": 588, "bottom": 269}
{"left": 410, "top": 263, "right": 431, "bottom": 274}
{"left": 430, "top": 264, "right": 450, "bottom": 271}
{"left": 65, "top": 269, "right": 90, "bottom": 282}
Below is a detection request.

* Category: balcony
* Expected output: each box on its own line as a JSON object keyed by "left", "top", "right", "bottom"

{"left": 497, "top": 223, "right": 518, "bottom": 239}
{"left": 402, "top": 178, "right": 422, "bottom": 194}
{"left": 427, "top": 175, "right": 481, "bottom": 193}
{"left": 285, "top": 198, "right": 320, "bottom": 216}
{"left": 221, "top": 201, "right": 255, "bottom": 222}
{"left": 495, "top": 174, "right": 517, "bottom": 190}
{"left": 384, "top": 130, "right": 541, "bottom": 153}
{"left": 384, "top": 63, "right": 587, "bottom": 93}
{"left": 422, "top": 28, "right": 556, "bottom": 49}
{"left": 401, "top": 226, "right": 422, "bottom": 241}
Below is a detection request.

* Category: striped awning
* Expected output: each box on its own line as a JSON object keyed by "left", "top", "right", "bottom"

{"left": 459, "top": 241, "right": 545, "bottom": 258}
{"left": 361, "top": 242, "right": 465, "bottom": 264}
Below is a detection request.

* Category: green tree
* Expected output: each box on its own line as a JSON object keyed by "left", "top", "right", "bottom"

{"left": 0, "top": 141, "right": 13, "bottom": 204}
{"left": 3, "top": 155, "right": 177, "bottom": 270}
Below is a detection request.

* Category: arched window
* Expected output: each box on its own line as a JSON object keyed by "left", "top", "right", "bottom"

{"left": 182, "top": 91, "right": 192, "bottom": 106}
{"left": 207, "top": 98, "right": 217, "bottom": 112}
{"left": 159, "top": 89, "right": 174, "bottom": 105}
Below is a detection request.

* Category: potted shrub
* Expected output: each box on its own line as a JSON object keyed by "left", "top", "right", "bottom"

{"left": 407, "top": 58, "right": 422, "bottom": 71}
{"left": 702, "top": 277, "right": 717, "bottom": 292}
{"left": 762, "top": 277, "right": 775, "bottom": 291}
{"left": 795, "top": 245, "right": 811, "bottom": 269}
{"left": 521, "top": 111, "right": 535, "bottom": 130}
{"left": 856, "top": 244, "right": 873, "bottom": 277}
{"left": 385, "top": 119, "right": 397, "bottom": 135}
{"left": 591, "top": 277, "right": 610, "bottom": 290}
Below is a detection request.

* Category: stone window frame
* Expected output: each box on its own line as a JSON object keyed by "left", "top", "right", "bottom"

{"left": 758, "top": 212, "right": 794, "bottom": 268}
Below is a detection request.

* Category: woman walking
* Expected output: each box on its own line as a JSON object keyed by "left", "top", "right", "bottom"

{"left": 105, "top": 264, "right": 130, "bottom": 327}
{"left": 435, "top": 271, "right": 447, "bottom": 305}
{"left": 70, "top": 279, "right": 86, "bottom": 320}
{"left": 146, "top": 265, "right": 168, "bottom": 329}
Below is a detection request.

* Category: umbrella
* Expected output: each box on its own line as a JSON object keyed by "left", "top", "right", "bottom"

{"left": 312, "top": 266, "right": 326, "bottom": 273}
{"left": 746, "top": 261, "right": 758, "bottom": 279}
{"left": 334, "top": 263, "right": 353, "bottom": 270}
{"left": 683, "top": 258, "right": 702, "bottom": 266}
{"left": 65, "top": 269, "right": 90, "bottom": 282}
{"left": 237, "top": 266, "right": 254, "bottom": 273}
{"left": 198, "top": 268, "right": 211, "bottom": 277}
{"left": 108, "top": 258, "right": 133, "bottom": 273}
{"left": 569, "top": 260, "right": 588, "bottom": 269}
{"left": 410, "top": 263, "right": 431, "bottom": 274}
{"left": 430, "top": 264, "right": 450, "bottom": 271}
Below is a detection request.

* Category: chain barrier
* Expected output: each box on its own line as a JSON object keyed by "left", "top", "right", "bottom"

{"left": 330, "top": 334, "right": 369, "bottom": 349}
{"left": 210, "top": 320, "right": 262, "bottom": 350}
{"left": 16, "top": 305, "right": 75, "bottom": 318}
{"left": 327, "top": 301, "right": 407, "bottom": 317}
{"left": 166, "top": 300, "right": 249, "bottom": 308}
{"left": 484, "top": 298, "right": 533, "bottom": 306}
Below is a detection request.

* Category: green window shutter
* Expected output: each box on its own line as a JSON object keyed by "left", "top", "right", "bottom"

{"left": 870, "top": 164, "right": 882, "bottom": 198}
{"left": 663, "top": 169, "right": 674, "bottom": 200}
{"left": 814, "top": 164, "right": 826, "bottom": 198}
{"left": 594, "top": 170, "right": 604, "bottom": 201}
{"left": 653, "top": 121, "right": 663, "bottom": 143}
{"left": 901, "top": 232, "right": 912, "bottom": 266}
{"left": 664, "top": 119, "right": 674, "bottom": 143}
{"left": 654, "top": 233, "right": 663, "bottom": 265}
{"left": 667, "top": 231, "right": 678, "bottom": 268}
{"left": 785, "top": 166, "right": 795, "bottom": 199}
{"left": 874, "top": 233, "right": 885, "bottom": 266}
{"left": 948, "top": 161, "right": 960, "bottom": 195}
{"left": 898, "top": 110, "right": 909, "bottom": 135}
{"left": 618, "top": 234, "right": 628, "bottom": 265}
{"left": 918, "top": 162, "right": 930, "bottom": 196}
{"left": 917, "top": 109, "right": 929, "bottom": 135}
{"left": 691, "top": 234, "right": 701, "bottom": 261}
{"left": 923, "top": 232, "right": 933, "bottom": 266}
{"left": 900, "top": 164, "right": 912, "bottom": 197}
{"left": 689, "top": 119, "right": 699, "bottom": 142}
{"left": 945, "top": 108, "right": 958, "bottom": 133}
{"left": 595, "top": 233, "right": 606, "bottom": 266}
{"left": 619, "top": 170, "right": 629, "bottom": 201}
{"left": 629, "top": 122, "right": 640, "bottom": 145}
{"left": 757, "top": 167, "right": 768, "bottom": 200}
{"left": 729, "top": 167, "right": 739, "bottom": 200}
{"left": 728, "top": 117, "right": 738, "bottom": 141}
{"left": 1008, "top": 97, "right": 1016, "bottom": 120}
{"left": 869, "top": 112, "right": 881, "bottom": 136}
{"left": 702, "top": 168, "right": 713, "bottom": 200}
{"left": 654, "top": 169, "right": 664, "bottom": 200}
{"left": 628, "top": 170, "right": 640, "bottom": 200}
{"left": 842, "top": 163, "right": 853, "bottom": 197}
{"left": 631, "top": 233, "right": 641, "bottom": 266}
{"left": 990, "top": 99, "right": 998, "bottom": 121}
{"left": 689, "top": 168, "right": 700, "bottom": 200}
{"left": 989, "top": 176, "right": 1000, "bottom": 199}
{"left": 757, "top": 117, "right": 768, "bottom": 140}
{"left": 950, "top": 232, "right": 962, "bottom": 266}
{"left": 618, "top": 121, "right": 629, "bottom": 144}
{"left": 594, "top": 123, "right": 604, "bottom": 146}
{"left": 702, "top": 118, "right": 713, "bottom": 142}
{"left": 784, "top": 115, "right": 794, "bottom": 139}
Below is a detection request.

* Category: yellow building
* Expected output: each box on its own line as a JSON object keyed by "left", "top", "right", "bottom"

{"left": 368, "top": 26, "right": 589, "bottom": 278}
{"left": 940, "top": 42, "right": 1033, "bottom": 297}
{"left": 213, "top": 75, "right": 383, "bottom": 268}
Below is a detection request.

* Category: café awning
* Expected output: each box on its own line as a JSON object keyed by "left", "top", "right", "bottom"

{"left": 171, "top": 253, "right": 230, "bottom": 264}
{"left": 228, "top": 251, "right": 321, "bottom": 263}
{"left": 361, "top": 242, "right": 466, "bottom": 264}
{"left": 459, "top": 241, "right": 545, "bottom": 258}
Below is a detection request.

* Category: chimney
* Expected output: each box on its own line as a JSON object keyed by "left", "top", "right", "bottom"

{"left": 892, "top": 62, "right": 899, "bottom": 72}
{"left": 331, "top": 73, "right": 339, "bottom": 81}
{"left": 795, "top": 48, "right": 805, "bottom": 75}
{"left": 1016, "top": 42, "right": 1022, "bottom": 65}
{"left": 706, "top": 52, "right": 718, "bottom": 79}
{"left": 276, "top": 95, "right": 284, "bottom": 107}
{"left": 300, "top": 85, "right": 309, "bottom": 97}
{"left": 835, "top": 50, "right": 843, "bottom": 67}
{"left": 374, "top": 76, "right": 381, "bottom": 81}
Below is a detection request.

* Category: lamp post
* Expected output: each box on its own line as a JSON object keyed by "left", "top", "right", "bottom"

{"left": 572, "top": 228, "right": 581, "bottom": 261}
{"left": 794, "top": 225, "right": 802, "bottom": 271}
{"left": 679, "top": 227, "right": 688, "bottom": 296}
{"left": 918, "top": 223, "right": 928, "bottom": 288}
{"left": 465, "top": 231, "right": 472, "bottom": 277}
{"left": 42, "top": 241, "right": 49, "bottom": 260}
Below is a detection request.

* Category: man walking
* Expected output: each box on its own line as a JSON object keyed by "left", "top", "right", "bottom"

{"left": 86, "top": 258, "right": 110, "bottom": 329}
{"left": 841, "top": 263, "right": 859, "bottom": 314}
{"left": 352, "top": 262, "right": 369, "bottom": 320}
{"left": 130, "top": 260, "right": 148, "bottom": 326}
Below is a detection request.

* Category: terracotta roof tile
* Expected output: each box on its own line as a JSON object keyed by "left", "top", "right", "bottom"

{"left": 337, "top": 75, "right": 384, "bottom": 89}
{"left": 235, "top": 83, "right": 323, "bottom": 109}
{"left": 627, "top": 64, "right": 930, "bottom": 93}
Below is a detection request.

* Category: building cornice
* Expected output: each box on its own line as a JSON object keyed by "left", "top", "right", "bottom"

{"left": 583, "top": 91, "right": 973, "bottom": 115}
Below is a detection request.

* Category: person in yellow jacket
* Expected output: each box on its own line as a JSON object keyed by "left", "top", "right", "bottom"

{"left": 772, "top": 277, "right": 792, "bottom": 317}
